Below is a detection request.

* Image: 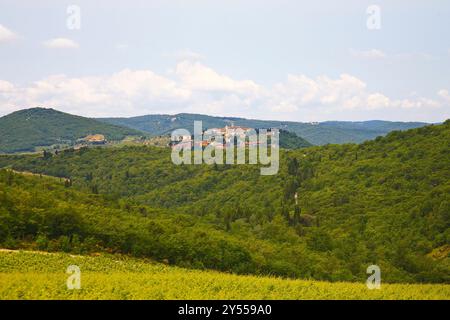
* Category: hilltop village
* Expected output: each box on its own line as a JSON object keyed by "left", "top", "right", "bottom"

{"left": 171, "top": 125, "right": 276, "bottom": 149}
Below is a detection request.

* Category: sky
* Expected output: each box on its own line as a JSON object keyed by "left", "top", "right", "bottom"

{"left": 0, "top": 0, "right": 449, "bottom": 122}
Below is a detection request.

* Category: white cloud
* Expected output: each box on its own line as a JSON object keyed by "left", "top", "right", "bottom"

{"left": 0, "top": 61, "right": 447, "bottom": 121}
{"left": 391, "top": 97, "right": 441, "bottom": 109}
{"left": 43, "top": 38, "right": 79, "bottom": 49}
{"left": 270, "top": 73, "right": 367, "bottom": 111}
{"left": 438, "top": 89, "right": 450, "bottom": 102}
{"left": 9, "top": 69, "right": 190, "bottom": 117}
{"left": 0, "top": 80, "right": 15, "bottom": 92}
{"left": 175, "top": 60, "right": 261, "bottom": 96}
{"left": 0, "top": 24, "right": 18, "bottom": 42}
{"left": 349, "top": 48, "right": 386, "bottom": 59}
{"left": 366, "top": 93, "right": 390, "bottom": 109}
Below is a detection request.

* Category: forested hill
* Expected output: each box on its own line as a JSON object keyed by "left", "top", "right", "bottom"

{"left": 0, "top": 108, "right": 145, "bottom": 153}
{"left": 98, "top": 113, "right": 428, "bottom": 145}
{"left": 279, "top": 130, "right": 312, "bottom": 148}
{"left": 0, "top": 121, "right": 448, "bottom": 283}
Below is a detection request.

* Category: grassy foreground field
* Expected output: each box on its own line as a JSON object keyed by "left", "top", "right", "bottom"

{"left": 1, "top": 250, "right": 449, "bottom": 300}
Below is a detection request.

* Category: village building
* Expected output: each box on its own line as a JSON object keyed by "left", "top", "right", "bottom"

{"left": 171, "top": 125, "right": 275, "bottom": 149}
{"left": 78, "top": 134, "right": 107, "bottom": 145}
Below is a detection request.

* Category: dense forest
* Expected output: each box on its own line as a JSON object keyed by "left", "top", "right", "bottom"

{"left": 0, "top": 121, "right": 449, "bottom": 283}
{"left": 278, "top": 129, "right": 312, "bottom": 149}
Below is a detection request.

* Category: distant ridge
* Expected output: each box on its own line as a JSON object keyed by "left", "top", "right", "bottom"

{"left": 99, "top": 113, "right": 429, "bottom": 145}
{"left": 0, "top": 108, "right": 431, "bottom": 153}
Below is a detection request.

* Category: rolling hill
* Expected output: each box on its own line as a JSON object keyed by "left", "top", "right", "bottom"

{"left": 98, "top": 113, "right": 428, "bottom": 145}
{"left": 0, "top": 121, "right": 448, "bottom": 283}
{"left": 0, "top": 108, "right": 145, "bottom": 153}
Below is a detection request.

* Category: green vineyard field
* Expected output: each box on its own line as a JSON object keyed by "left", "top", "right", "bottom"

{"left": 0, "top": 250, "right": 448, "bottom": 300}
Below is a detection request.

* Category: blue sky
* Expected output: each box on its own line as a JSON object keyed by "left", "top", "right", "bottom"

{"left": 0, "top": 0, "right": 449, "bottom": 122}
